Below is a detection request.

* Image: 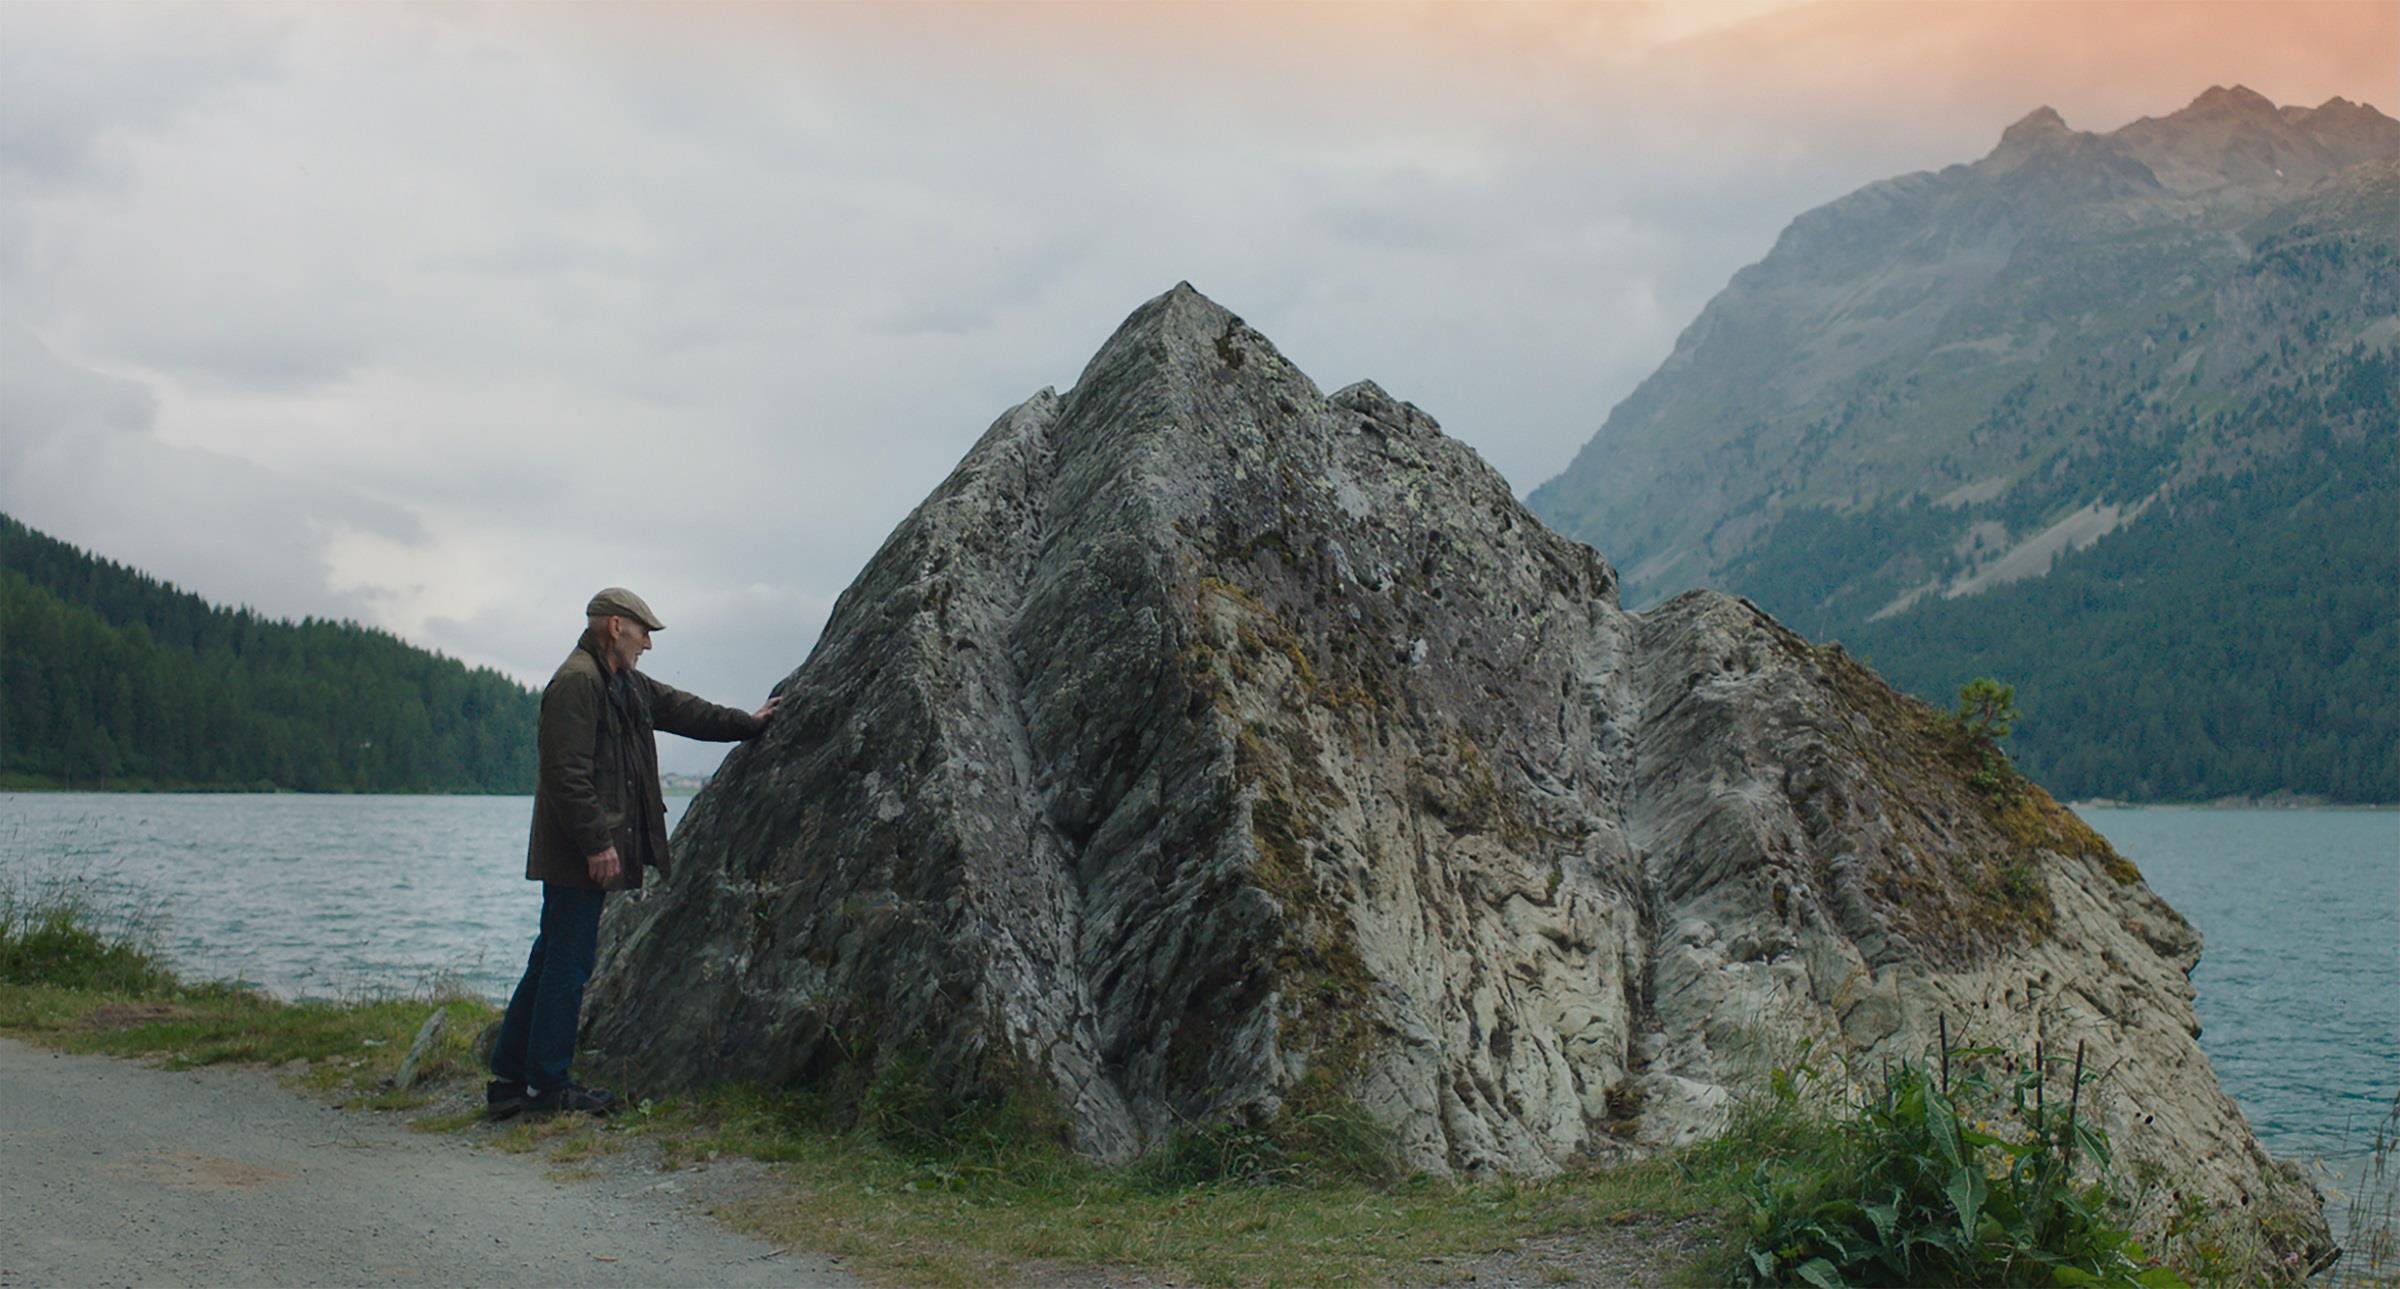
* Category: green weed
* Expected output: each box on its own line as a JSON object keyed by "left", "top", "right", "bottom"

{"left": 2323, "top": 1090, "right": 2399, "bottom": 1287}
{"left": 1734, "top": 1036, "right": 2186, "bottom": 1288}
{"left": 0, "top": 867, "right": 176, "bottom": 994}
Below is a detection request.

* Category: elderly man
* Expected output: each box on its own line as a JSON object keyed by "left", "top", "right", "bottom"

{"left": 487, "top": 587, "right": 778, "bottom": 1118}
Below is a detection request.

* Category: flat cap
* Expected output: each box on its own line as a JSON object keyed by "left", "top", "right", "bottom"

{"left": 586, "top": 587, "right": 665, "bottom": 631}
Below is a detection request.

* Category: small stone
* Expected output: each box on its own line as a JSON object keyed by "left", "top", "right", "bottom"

{"left": 389, "top": 1010, "right": 448, "bottom": 1092}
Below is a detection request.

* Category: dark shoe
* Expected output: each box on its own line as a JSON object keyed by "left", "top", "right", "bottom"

{"left": 526, "top": 1082, "right": 617, "bottom": 1117}
{"left": 485, "top": 1079, "right": 531, "bottom": 1121}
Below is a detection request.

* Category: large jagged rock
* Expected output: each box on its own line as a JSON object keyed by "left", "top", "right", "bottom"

{"left": 582, "top": 284, "right": 2321, "bottom": 1259}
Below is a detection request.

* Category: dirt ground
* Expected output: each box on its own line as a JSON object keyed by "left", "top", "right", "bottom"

{"left": 0, "top": 1036, "right": 856, "bottom": 1287}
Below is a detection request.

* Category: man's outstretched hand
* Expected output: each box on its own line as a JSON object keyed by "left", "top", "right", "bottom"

{"left": 754, "top": 695, "right": 781, "bottom": 723}
{"left": 587, "top": 845, "right": 622, "bottom": 887}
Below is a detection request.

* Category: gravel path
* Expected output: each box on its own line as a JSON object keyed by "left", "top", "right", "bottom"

{"left": 0, "top": 1037, "right": 855, "bottom": 1287}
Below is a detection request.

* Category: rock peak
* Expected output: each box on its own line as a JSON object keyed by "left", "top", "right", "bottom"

{"left": 1066, "top": 280, "right": 1248, "bottom": 385}
{"left": 2180, "top": 83, "right": 2278, "bottom": 117}
{"left": 1112, "top": 279, "right": 1241, "bottom": 340}
{"left": 2302, "top": 94, "right": 2400, "bottom": 128}
{"left": 1982, "top": 104, "right": 2079, "bottom": 171}
{"left": 2009, "top": 104, "right": 2070, "bottom": 134}
{"left": 2108, "top": 83, "right": 2398, "bottom": 194}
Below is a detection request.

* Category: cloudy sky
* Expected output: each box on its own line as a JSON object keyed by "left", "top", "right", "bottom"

{"left": 3, "top": 0, "right": 2389, "bottom": 771}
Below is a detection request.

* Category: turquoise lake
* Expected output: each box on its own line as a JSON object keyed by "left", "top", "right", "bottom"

{"left": 3, "top": 794, "right": 2392, "bottom": 1200}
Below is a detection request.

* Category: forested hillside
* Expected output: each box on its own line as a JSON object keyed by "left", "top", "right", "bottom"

{"left": 1842, "top": 351, "right": 2395, "bottom": 801}
{"left": 1, "top": 514, "right": 537, "bottom": 792}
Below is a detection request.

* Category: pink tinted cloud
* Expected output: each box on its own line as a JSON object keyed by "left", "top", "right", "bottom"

{"left": 1649, "top": 0, "right": 2392, "bottom": 135}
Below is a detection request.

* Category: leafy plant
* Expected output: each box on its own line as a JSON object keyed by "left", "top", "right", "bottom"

{"left": 1737, "top": 1035, "right": 2187, "bottom": 1288}
{"left": 1132, "top": 1119, "right": 1301, "bottom": 1190}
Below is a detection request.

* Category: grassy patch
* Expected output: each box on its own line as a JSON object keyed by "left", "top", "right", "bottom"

{"left": 0, "top": 876, "right": 497, "bottom": 1097}
{"left": 0, "top": 953, "right": 496, "bottom": 1095}
{"left": 609, "top": 1080, "right": 1754, "bottom": 1287}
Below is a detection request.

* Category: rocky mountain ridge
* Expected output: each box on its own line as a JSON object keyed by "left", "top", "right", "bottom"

{"left": 1528, "top": 85, "right": 2397, "bottom": 598}
{"left": 1527, "top": 86, "right": 2397, "bottom": 802}
{"left": 581, "top": 285, "right": 2322, "bottom": 1268}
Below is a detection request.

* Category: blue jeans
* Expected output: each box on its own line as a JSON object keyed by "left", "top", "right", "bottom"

{"left": 490, "top": 883, "right": 607, "bottom": 1093}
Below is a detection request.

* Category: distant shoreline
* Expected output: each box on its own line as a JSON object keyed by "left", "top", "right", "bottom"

{"left": 0, "top": 779, "right": 519, "bottom": 797}
{"left": 0, "top": 778, "right": 706, "bottom": 798}
{"left": 2069, "top": 797, "right": 2398, "bottom": 812}
{"left": 2, "top": 779, "right": 2381, "bottom": 809}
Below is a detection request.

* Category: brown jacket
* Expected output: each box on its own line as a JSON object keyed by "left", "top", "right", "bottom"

{"left": 525, "top": 632, "right": 765, "bottom": 890}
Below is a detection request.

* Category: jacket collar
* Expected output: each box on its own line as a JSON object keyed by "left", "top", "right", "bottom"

{"left": 579, "top": 629, "right": 617, "bottom": 676}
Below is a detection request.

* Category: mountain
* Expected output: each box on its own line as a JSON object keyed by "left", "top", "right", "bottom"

{"left": 582, "top": 286, "right": 2320, "bottom": 1270}
{"left": 0, "top": 513, "right": 537, "bottom": 792}
{"left": 1527, "top": 88, "right": 2398, "bottom": 802}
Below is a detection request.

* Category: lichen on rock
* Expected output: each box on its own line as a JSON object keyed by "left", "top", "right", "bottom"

{"left": 579, "top": 283, "right": 2322, "bottom": 1266}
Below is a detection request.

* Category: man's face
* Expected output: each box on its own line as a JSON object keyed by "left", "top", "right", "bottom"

{"left": 603, "top": 617, "right": 652, "bottom": 671}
